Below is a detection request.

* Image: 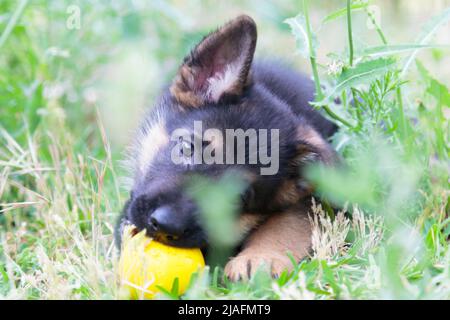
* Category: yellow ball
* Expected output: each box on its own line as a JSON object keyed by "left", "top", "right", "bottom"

{"left": 118, "top": 225, "right": 205, "bottom": 299}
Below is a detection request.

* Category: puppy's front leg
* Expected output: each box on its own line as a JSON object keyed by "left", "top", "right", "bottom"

{"left": 225, "top": 206, "right": 312, "bottom": 281}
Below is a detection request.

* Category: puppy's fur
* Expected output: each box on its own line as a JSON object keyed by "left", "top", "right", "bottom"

{"left": 115, "top": 15, "right": 337, "bottom": 280}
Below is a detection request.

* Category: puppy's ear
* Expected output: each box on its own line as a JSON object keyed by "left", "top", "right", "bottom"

{"left": 170, "top": 15, "right": 257, "bottom": 107}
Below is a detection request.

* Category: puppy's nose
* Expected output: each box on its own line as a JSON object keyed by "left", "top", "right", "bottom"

{"left": 149, "top": 206, "right": 186, "bottom": 238}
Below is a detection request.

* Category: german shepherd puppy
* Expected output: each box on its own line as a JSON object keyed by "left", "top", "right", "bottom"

{"left": 115, "top": 15, "right": 337, "bottom": 281}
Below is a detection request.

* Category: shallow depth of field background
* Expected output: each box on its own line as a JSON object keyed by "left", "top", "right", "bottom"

{"left": 0, "top": 0, "right": 449, "bottom": 299}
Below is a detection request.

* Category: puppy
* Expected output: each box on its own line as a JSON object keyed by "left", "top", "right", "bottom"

{"left": 115, "top": 15, "right": 337, "bottom": 281}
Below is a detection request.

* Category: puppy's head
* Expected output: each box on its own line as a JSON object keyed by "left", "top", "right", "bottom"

{"left": 122, "top": 15, "right": 335, "bottom": 248}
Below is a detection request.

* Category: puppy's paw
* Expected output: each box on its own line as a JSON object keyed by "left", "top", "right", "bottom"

{"left": 224, "top": 251, "right": 293, "bottom": 281}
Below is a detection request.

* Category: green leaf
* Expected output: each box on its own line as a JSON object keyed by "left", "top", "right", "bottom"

{"left": 321, "top": 260, "right": 340, "bottom": 296}
{"left": 0, "top": 265, "right": 8, "bottom": 283}
{"left": 284, "top": 14, "right": 318, "bottom": 58}
{"left": 315, "top": 57, "right": 397, "bottom": 105}
{"left": 155, "top": 278, "right": 180, "bottom": 299}
{"left": 424, "top": 220, "right": 448, "bottom": 261}
{"left": 322, "top": 2, "right": 368, "bottom": 24}
{"left": 306, "top": 163, "right": 378, "bottom": 209}
{"left": 170, "top": 277, "right": 180, "bottom": 296}
{"left": 155, "top": 285, "right": 175, "bottom": 298}
{"left": 211, "top": 266, "right": 220, "bottom": 288}
{"left": 428, "top": 78, "right": 450, "bottom": 107}
{"left": 402, "top": 7, "right": 450, "bottom": 76}
{"left": 416, "top": 60, "right": 450, "bottom": 107}
{"left": 362, "top": 44, "right": 448, "bottom": 58}
{"left": 276, "top": 270, "right": 290, "bottom": 287}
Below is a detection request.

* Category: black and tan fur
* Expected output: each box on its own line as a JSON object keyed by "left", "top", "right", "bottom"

{"left": 115, "top": 15, "right": 337, "bottom": 280}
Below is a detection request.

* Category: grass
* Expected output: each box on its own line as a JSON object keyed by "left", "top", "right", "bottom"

{"left": 1, "top": 0, "right": 449, "bottom": 299}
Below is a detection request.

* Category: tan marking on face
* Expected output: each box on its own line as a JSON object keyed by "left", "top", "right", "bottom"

{"left": 225, "top": 206, "right": 312, "bottom": 281}
{"left": 296, "top": 125, "right": 335, "bottom": 164}
{"left": 138, "top": 121, "right": 169, "bottom": 173}
{"left": 274, "top": 179, "right": 302, "bottom": 207}
{"left": 297, "top": 125, "right": 327, "bottom": 150}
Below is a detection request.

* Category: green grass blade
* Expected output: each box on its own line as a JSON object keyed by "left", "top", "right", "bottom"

{"left": 322, "top": 2, "right": 368, "bottom": 24}
{"left": 401, "top": 7, "right": 450, "bottom": 77}
{"left": 363, "top": 44, "right": 448, "bottom": 58}
{"left": 170, "top": 277, "right": 180, "bottom": 296}
{"left": 347, "top": 0, "right": 354, "bottom": 66}
{"left": 210, "top": 266, "right": 220, "bottom": 289}
{"left": 0, "top": 0, "right": 29, "bottom": 50}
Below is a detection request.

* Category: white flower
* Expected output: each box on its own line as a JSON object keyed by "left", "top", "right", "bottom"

{"left": 327, "top": 60, "right": 344, "bottom": 76}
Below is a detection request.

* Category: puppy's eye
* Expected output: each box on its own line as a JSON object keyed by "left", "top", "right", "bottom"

{"left": 179, "top": 138, "right": 194, "bottom": 158}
